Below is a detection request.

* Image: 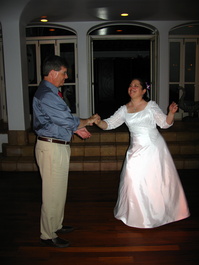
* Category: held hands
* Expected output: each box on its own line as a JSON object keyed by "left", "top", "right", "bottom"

{"left": 87, "top": 114, "right": 101, "bottom": 126}
{"left": 75, "top": 114, "right": 102, "bottom": 139}
{"left": 74, "top": 114, "right": 101, "bottom": 140}
{"left": 169, "top": 102, "right": 178, "bottom": 114}
{"left": 94, "top": 115, "right": 102, "bottom": 125}
{"left": 88, "top": 114, "right": 107, "bottom": 130}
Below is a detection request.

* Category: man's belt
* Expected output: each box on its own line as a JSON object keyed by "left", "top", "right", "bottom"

{"left": 38, "top": 136, "right": 70, "bottom": 145}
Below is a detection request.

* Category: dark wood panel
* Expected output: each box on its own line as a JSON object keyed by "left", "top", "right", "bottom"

{"left": 0, "top": 169, "right": 198, "bottom": 265}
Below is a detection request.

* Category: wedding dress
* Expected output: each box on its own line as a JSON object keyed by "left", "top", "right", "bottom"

{"left": 104, "top": 101, "right": 190, "bottom": 228}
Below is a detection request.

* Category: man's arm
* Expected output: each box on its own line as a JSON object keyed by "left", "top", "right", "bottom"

{"left": 77, "top": 114, "right": 100, "bottom": 129}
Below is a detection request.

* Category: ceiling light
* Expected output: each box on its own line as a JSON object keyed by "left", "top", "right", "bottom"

{"left": 40, "top": 18, "right": 48, "bottom": 22}
{"left": 121, "top": 13, "right": 129, "bottom": 17}
{"left": 40, "top": 16, "right": 48, "bottom": 22}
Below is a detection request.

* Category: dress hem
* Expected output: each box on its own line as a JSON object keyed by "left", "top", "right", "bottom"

{"left": 115, "top": 214, "right": 191, "bottom": 229}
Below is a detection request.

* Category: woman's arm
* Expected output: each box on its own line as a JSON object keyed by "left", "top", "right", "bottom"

{"left": 94, "top": 118, "right": 108, "bottom": 130}
{"left": 166, "top": 102, "right": 178, "bottom": 125}
{"left": 95, "top": 106, "right": 126, "bottom": 130}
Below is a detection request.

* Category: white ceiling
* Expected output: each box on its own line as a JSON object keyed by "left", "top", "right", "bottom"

{"left": 22, "top": 0, "right": 199, "bottom": 24}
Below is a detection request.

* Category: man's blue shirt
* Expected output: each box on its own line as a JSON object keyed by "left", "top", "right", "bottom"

{"left": 33, "top": 80, "right": 80, "bottom": 141}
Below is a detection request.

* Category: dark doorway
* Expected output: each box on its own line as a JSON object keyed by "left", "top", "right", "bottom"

{"left": 93, "top": 39, "right": 150, "bottom": 119}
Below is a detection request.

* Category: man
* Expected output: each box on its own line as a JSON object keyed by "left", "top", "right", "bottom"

{"left": 33, "top": 55, "right": 98, "bottom": 248}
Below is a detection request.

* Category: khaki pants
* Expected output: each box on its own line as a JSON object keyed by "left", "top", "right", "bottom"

{"left": 35, "top": 139, "right": 71, "bottom": 240}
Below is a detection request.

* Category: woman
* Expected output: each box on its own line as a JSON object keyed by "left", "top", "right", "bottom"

{"left": 95, "top": 78, "right": 190, "bottom": 228}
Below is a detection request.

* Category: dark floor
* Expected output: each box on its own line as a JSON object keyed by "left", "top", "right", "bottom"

{"left": 0, "top": 169, "right": 199, "bottom": 265}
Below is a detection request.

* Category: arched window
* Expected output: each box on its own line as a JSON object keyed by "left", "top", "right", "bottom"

{"left": 26, "top": 26, "right": 78, "bottom": 115}
{"left": 169, "top": 23, "right": 199, "bottom": 119}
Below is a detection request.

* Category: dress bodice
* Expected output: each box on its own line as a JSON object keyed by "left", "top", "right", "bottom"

{"left": 104, "top": 101, "right": 172, "bottom": 133}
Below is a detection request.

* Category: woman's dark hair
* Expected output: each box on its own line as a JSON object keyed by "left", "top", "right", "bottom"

{"left": 42, "top": 55, "right": 68, "bottom": 76}
{"left": 131, "top": 77, "right": 151, "bottom": 102}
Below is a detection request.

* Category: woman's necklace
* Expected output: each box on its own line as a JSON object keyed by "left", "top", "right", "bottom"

{"left": 131, "top": 100, "right": 143, "bottom": 112}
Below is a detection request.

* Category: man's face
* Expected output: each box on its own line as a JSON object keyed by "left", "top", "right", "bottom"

{"left": 53, "top": 66, "right": 68, "bottom": 87}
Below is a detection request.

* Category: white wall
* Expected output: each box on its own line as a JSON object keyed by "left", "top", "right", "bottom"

{"left": 147, "top": 21, "right": 188, "bottom": 112}
{"left": 0, "top": 1, "right": 193, "bottom": 133}
{"left": 59, "top": 20, "right": 190, "bottom": 115}
{"left": 0, "top": 0, "right": 30, "bottom": 131}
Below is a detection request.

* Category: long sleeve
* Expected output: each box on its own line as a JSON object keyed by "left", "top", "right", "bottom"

{"left": 150, "top": 101, "right": 173, "bottom": 129}
{"left": 103, "top": 106, "right": 126, "bottom": 130}
{"left": 33, "top": 80, "right": 80, "bottom": 141}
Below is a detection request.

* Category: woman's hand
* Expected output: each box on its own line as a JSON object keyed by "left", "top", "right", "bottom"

{"left": 169, "top": 102, "right": 178, "bottom": 114}
{"left": 94, "top": 116, "right": 102, "bottom": 125}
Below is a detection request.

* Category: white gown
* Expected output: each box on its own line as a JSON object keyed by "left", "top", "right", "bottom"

{"left": 104, "top": 101, "right": 190, "bottom": 228}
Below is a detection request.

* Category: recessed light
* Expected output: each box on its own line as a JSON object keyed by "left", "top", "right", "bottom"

{"left": 121, "top": 13, "right": 129, "bottom": 17}
{"left": 40, "top": 18, "right": 48, "bottom": 22}
{"left": 40, "top": 16, "right": 48, "bottom": 22}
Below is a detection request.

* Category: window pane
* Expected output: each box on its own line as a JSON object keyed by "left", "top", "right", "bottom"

{"left": 169, "top": 84, "right": 179, "bottom": 105}
{"left": 60, "top": 43, "right": 75, "bottom": 83}
{"left": 40, "top": 44, "right": 55, "bottom": 78}
{"left": 26, "top": 27, "right": 75, "bottom": 37}
{"left": 169, "top": 42, "right": 180, "bottom": 82}
{"left": 62, "top": 85, "right": 76, "bottom": 113}
{"left": 170, "top": 24, "right": 199, "bottom": 35}
{"left": 27, "top": 44, "right": 37, "bottom": 84}
{"left": 90, "top": 25, "right": 154, "bottom": 35}
{"left": 184, "top": 84, "right": 195, "bottom": 101}
{"left": 28, "top": 86, "right": 38, "bottom": 114}
{"left": 185, "top": 42, "right": 196, "bottom": 82}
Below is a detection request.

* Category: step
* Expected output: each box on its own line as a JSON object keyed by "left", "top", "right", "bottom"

{"left": 167, "top": 141, "right": 199, "bottom": 155}
{"left": 0, "top": 154, "right": 199, "bottom": 171}
{"left": 29, "top": 128, "right": 199, "bottom": 144}
{"left": 2, "top": 140, "right": 199, "bottom": 157}
{"left": 70, "top": 154, "right": 199, "bottom": 171}
{"left": 1, "top": 121, "right": 199, "bottom": 171}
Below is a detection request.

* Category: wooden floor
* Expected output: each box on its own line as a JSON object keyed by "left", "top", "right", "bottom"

{"left": 0, "top": 169, "right": 199, "bottom": 265}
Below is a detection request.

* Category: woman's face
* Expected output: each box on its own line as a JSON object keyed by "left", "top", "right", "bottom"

{"left": 128, "top": 79, "right": 146, "bottom": 99}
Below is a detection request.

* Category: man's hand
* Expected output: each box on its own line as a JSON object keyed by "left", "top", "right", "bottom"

{"left": 74, "top": 127, "right": 91, "bottom": 139}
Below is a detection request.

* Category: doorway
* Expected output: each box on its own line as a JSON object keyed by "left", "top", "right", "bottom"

{"left": 93, "top": 39, "right": 150, "bottom": 118}
{"left": 89, "top": 24, "right": 158, "bottom": 119}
